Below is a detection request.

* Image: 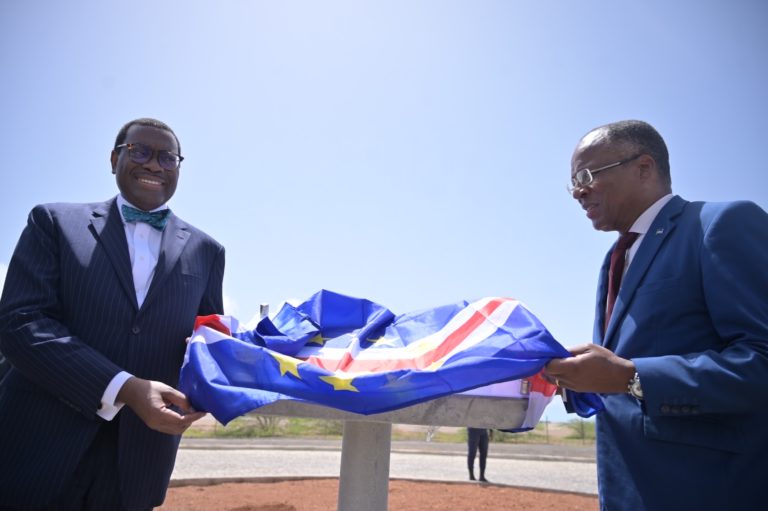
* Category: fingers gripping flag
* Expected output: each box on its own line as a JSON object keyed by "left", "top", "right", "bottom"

{"left": 179, "top": 290, "right": 602, "bottom": 426}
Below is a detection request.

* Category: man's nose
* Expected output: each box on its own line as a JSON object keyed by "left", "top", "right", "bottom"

{"left": 571, "top": 186, "right": 587, "bottom": 200}
{"left": 144, "top": 155, "right": 164, "bottom": 172}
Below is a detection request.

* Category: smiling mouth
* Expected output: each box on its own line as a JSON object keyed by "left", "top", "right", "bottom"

{"left": 137, "top": 177, "right": 163, "bottom": 187}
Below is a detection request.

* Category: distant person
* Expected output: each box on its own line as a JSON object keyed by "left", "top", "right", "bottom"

{"left": 467, "top": 427, "right": 490, "bottom": 482}
{"left": 0, "top": 118, "right": 225, "bottom": 510}
{"left": 545, "top": 120, "right": 768, "bottom": 510}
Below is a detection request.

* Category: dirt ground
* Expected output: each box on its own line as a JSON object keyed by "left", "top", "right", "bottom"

{"left": 159, "top": 478, "right": 598, "bottom": 511}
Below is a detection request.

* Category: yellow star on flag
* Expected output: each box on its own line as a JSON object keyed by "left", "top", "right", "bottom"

{"left": 367, "top": 336, "right": 398, "bottom": 347}
{"left": 307, "top": 335, "right": 325, "bottom": 346}
{"left": 270, "top": 352, "right": 302, "bottom": 379}
{"left": 319, "top": 374, "right": 359, "bottom": 392}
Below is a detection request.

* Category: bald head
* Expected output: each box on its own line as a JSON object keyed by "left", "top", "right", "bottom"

{"left": 570, "top": 120, "right": 673, "bottom": 233}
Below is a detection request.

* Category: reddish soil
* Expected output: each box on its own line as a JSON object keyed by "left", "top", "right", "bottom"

{"left": 159, "top": 478, "right": 598, "bottom": 510}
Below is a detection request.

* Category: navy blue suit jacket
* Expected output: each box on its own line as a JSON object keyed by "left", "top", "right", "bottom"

{"left": 594, "top": 195, "right": 768, "bottom": 510}
{"left": 0, "top": 198, "right": 225, "bottom": 509}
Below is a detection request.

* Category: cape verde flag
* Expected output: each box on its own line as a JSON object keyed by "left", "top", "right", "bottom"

{"left": 179, "top": 290, "right": 602, "bottom": 426}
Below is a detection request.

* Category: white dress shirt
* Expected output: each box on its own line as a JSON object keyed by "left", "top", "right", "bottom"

{"left": 97, "top": 195, "right": 168, "bottom": 420}
{"left": 626, "top": 193, "right": 674, "bottom": 269}
{"left": 605, "top": 193, "right": 673, "bottom": 321}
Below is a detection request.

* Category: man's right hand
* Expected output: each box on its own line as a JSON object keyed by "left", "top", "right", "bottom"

{"left": 544, "top": 343, "right": 635, "bottom": 394}
{"left": 117, "top": 377, "right": 206, "bottom": 435}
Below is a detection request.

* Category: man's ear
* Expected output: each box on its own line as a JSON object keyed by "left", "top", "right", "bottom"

{"left": 110, "top": 150, "right": 118, "bottom": 174}
{"left": 637, "top": 154, "right": 656, "bottom": 179}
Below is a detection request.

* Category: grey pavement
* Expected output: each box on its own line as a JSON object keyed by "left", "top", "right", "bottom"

{"left": 173, "top": 438, "right": 598, "bottom": 495}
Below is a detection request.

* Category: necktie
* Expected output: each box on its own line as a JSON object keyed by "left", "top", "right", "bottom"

{"left": 605, "top": 231, "right": 639, "bottom": 332}
{"left": 121, "top": 204, "right": 170, "bottom": 231}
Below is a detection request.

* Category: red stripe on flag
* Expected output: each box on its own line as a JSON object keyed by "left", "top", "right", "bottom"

{"left": 302, "top": 298, "right": 507, "bottom": 373}
{"left": 526, "top": 371, "right": 558, "bottom": 397}
{"left": 194, "top": 315, "right": 232, "bottom": 336}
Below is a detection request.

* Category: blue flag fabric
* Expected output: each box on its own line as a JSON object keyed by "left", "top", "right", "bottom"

{"left": 179, "top": 290, "right": 603, "bottom": 426}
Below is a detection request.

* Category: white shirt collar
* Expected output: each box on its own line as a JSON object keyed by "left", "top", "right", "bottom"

{"left": 624, "top": 193, "right": 674, "bottom": 268}
{"left": 629, "top": 193, "right": 674, "bottom": 235}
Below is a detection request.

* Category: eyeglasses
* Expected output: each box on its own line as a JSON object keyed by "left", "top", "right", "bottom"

{"left": 115, "top": 143, "right": 184, "bottom": 171}
{"left": 567, "top": 153, "right": 643, "bottom": 193}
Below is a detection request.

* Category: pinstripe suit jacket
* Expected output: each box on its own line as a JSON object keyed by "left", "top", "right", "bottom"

{"left": 0, "top": 198, "right": 225, "bottom": 509}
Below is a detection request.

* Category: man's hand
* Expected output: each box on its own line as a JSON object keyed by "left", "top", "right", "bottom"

{"left": 117, "top": 377, "right": 206, "bottom": 435}
{"left": 544, "top": 344, "right": 635, "bottom": 394}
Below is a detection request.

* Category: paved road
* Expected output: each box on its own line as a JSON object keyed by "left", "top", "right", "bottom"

{"left": 173, "top": 438, "right": 598, "bottom": 495}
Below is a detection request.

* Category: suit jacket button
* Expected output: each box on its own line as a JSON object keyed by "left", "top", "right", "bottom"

{"left": 660, "top": 405, "right": 670, "bottom": 414}
{"left": 132, "top": 325, "right": 141, "bottom": 334}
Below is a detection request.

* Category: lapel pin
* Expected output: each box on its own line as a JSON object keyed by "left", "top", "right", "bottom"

{"left": 655, "top": 228, "right": 664, "bottom": 235}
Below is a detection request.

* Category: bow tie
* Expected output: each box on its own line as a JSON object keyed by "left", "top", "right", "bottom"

{"left": 121, "top": 204, "right": 171, "bottom": 231}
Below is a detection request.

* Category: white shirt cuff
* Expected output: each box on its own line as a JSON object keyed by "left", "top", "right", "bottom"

{"left": 97, "top": 371, "right": 133, "bottom": 420}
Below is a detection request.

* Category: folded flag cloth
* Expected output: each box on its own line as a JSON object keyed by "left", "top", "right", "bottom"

{"left": 179, "top": 289, "right": 603, "bottom": 426}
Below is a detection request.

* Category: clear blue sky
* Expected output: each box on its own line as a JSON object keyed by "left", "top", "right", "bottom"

{"left": 2, "top": 1, "right": 766, "bottom": 423}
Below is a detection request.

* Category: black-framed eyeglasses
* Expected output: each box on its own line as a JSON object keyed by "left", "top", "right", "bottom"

{"left": 115, "top": 143, "right": 184, "bottom": 171}
{"left": 567, "top": 153, "right": 643, "bottom": 193}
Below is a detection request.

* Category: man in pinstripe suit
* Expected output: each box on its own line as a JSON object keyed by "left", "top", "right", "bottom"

{"left": 0, "top": 118, "right": 225, "bottom": 510}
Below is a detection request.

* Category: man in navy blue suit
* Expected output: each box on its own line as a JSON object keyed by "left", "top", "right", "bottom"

{"left": 0, "top": 118, "right": 225, "bottom": 510}
{"left": 545, "top": 120, "right": 768, "bottom": 510}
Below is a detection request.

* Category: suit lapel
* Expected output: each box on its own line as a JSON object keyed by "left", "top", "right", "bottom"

{"left": 603, "top": 196, "right": 686, "bottom": 348}
{"left": 90, "top": 199, "right": 138, "bottom": 309}
{"left": 141, "top": 214, "right": 190, "bottom": 311}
